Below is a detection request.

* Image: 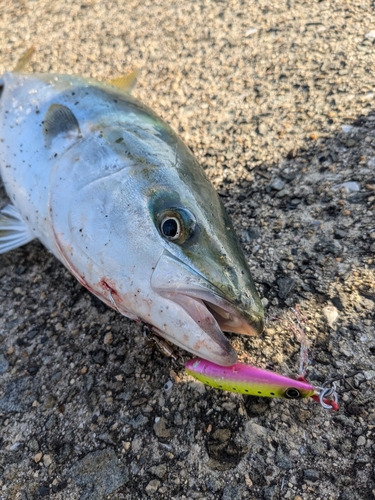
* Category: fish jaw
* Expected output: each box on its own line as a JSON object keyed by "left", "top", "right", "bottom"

{"left": 150, "top": 252, "right": 264, "bottom": 365}
{"left": 185, "top": 358, "right": 317, "bottom": 399}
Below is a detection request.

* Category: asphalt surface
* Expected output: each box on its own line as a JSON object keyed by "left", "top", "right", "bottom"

{"left": 1, "top": 1, "right": 375, "bottom": 499}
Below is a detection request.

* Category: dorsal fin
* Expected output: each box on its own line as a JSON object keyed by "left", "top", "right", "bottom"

{"left": 43, "top": 104, "right": 82, "bottom": 147}
{"left": 108, "top": 69, "right": 139, "bottom": 93}
{"left": 14, "top": 46, "right": 35, "bottom": 72}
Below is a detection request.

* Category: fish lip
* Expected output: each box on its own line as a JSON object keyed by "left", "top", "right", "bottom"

{"left": 150, "top": 252, "right": 264, "bottom": 361}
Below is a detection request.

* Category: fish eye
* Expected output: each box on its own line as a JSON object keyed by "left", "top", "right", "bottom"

{"left": 284, "top": 387, "right": 301, "bottom": 399}
{"left": 161, "top": 217, "right": 180, "bottom": 240}
{"left": 158, "top": 208, "right": 196, "bottom": 244}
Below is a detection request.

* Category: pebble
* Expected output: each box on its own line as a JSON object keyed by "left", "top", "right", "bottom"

{"left": 357, "top": 436, "right": 366, "bottom": 446}
{"left": 304, "top": 469, "right": 320, "bottom": 482}
{"left": 153, "top": 417, "right": 172, "bottom": 438}
{"left": 43, "top": 454, "right": 52, "bottom": 467}
{"left": 323, "top": 305, "right": 339, "bottom": 327}
{"left": 370, "top": 243, "right": 375, "bottom": 253}
{"left": 91, "top": 349, "right": 107, "bottom": 365}
{"left": 103, "top": 332, "right": 113, "bottom": 345}
{"left": 245, "top": 27, "right": 258, "bottom": 36}
{"left": 149, "top": 463, "right": 167, "bottom": 478}
{"left": 365, "top": 30, "right": 375, "bottom": 38}
{"left": 34, "top": 452, "right": 43, "bottom": 463}
{"left": 270, "top": 178, "right": 285, "bottom": 191}
{"left": 277, "top": 277, "right": 296, "bottom": 299}
{"left": 332, "top": 181, "right": 360, "bottom": 192}
{"left": 258, "top": 122, "right": 269, "bottom": 136}
{"left": 145, "top": 479, "right": 161, "bottom": 494}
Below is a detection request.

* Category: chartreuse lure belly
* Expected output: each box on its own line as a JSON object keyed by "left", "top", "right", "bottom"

{"left": 185, "top": 358, "right": 316, "bottom": 399}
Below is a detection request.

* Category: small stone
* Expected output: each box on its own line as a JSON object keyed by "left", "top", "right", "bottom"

{"left": 245, "top": 28, "right": 258, "bottom": 36}
{"left": 370, "top": 232, "right": 375, "bottom": 240}
{"left": 7, "top": 345, "right": 14, "bottom": 355}
{"left": 258, "top": 122, "right": 269, "bottom": 136}
{"left": 43, "top": 454, "right": 52, "bottom": 467}
{"left": 345, "top": 138, "right": 356, "bottom": 148}
{"left": 244, "top": 422, "right": 268, "bottom": 442}
{"left": 153, "top": 417, "right": 172, "bottom": 438}
{"left": 365, "top": 30, "right": 375, "bottom": 39}
{"left": 341, "top": 125, "right": 353, "bottom": 133}
{"left": 270, "top": 178, "right": 285, "bottom": 191}
{"left": 91, "top": 349, "right": 107, "bottom": 365}
{"left": 37, "top": 486, "right": 50, "bottom": 497}
{"left": 34, "top": 452, "right": 43, "bottom": 463}
{"left": 104, "top": 332, "right": 113, "bottom": 345}
{"left": 149, "top": 463, "right": 167, "bottom": 478}
{"left": 80, "top": 366, "right": 88, "bottom": 374}
{"left": 370, "top": 243, "right": 375, "bottom": 253}
{"left": 0, "top": 354, "right": 9, "bottom": 374}
{"left": 334, "top": 228, "right": 347, "bottom": 239}
{"left": 304, "top": 469, "right": 320, "bottom": 482}
{"left": 145, "top": 479, "right": 160, "bottom": 494}
{"left": 276, "top": 188, "right": 289, "bottom": 198}
{"left": 357, "top": 435, "right": 366, "bottom": 446}
{"left": 29, "top": 438, "right": 39, "bottom": 452}
{"left": 323, "top": 305, "right": 339, "bottom": 327}
{"left": 261, "top": 297, "right": 269, "bottom": 307}
{"left": 277, "top": 277, "right": 296, "bottom": 299}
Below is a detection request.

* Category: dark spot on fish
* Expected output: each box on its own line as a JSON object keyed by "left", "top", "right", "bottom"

{"left": 115, "top": 137, "right": 123, "bottom": 143}
{"left": 36, "top": 109, "right": 40, "bottom": 114}
{"left": 72, "top": 92, "right": 75, "bottom": 95}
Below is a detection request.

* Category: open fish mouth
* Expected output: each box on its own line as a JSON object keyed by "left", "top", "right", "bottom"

{"left": 150, "top": 252, "right": 264, "bottom": 365}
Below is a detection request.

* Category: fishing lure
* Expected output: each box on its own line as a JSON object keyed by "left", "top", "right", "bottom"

{"left": 185, "top": 358, "right": 339, "bottom": 409}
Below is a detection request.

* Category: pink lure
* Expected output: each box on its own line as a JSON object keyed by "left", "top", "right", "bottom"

{"left": 185, "top": 358, "right": 317, "bottom": 399}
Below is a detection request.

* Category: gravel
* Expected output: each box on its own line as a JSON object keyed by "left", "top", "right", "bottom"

{"left": 1, "top": 0, "right": 375, "bottom": 499}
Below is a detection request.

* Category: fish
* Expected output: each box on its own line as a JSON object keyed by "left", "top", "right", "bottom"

{"left": 0, "top": 48, "right": 264, "bottom": 366}
{"left": 185, "top": 358, "right": 316, "bottom": 399}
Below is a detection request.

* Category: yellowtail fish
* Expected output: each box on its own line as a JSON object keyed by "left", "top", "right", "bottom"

{"left": 0, "top": 49, "right": 264, "bottom": 365}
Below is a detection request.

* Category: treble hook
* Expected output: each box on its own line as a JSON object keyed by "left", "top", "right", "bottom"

{"left": 318, "top": 382, "right": 339, "bottom": 410}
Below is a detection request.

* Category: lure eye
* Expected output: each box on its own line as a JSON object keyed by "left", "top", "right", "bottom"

{"left": 284, "top": 387, "right": 301, "bottom": 399}
{"left": 161, "top": 217, "right": 180, "bottom": 240}
{"left": 158, "top": 208, "right": 196, "bottom": 244}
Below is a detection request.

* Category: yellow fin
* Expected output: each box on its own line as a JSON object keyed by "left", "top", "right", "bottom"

{"left": 14, "top": 46, "right": 35, "bottom": 72}
{"left": 108, "top": 69, "right": 139, "bottom": 93}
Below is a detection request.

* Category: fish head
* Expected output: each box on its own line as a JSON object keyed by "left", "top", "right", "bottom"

{"left": 40, "top": 82, "right": 264, "bottom": 366}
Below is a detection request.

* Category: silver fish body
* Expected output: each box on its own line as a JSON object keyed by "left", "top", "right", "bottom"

{"left": 0, "top": 69, "right": 264, "bottom": 365}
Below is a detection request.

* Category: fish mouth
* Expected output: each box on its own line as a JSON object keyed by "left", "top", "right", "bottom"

{"left": 150, "top": 252, "right": 264, "bottom": 365}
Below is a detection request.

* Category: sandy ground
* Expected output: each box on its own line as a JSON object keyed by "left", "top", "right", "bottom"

{"left": 1, "top": 1, "right": 375, "bottom": 499}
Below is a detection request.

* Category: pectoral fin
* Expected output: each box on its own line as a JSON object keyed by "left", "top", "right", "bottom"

{"left": 108, "top": 69, "right": 139, "bottom": 93}
{"left": 43, "top": 104, "right": 82, "bottom": 148}
{"left": 0, "top": 205, "right": 35, "bottom": 254}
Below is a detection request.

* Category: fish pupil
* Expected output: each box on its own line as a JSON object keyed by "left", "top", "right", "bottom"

{"left": 162, "top": 218, "right": 178, "bottom": 238}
